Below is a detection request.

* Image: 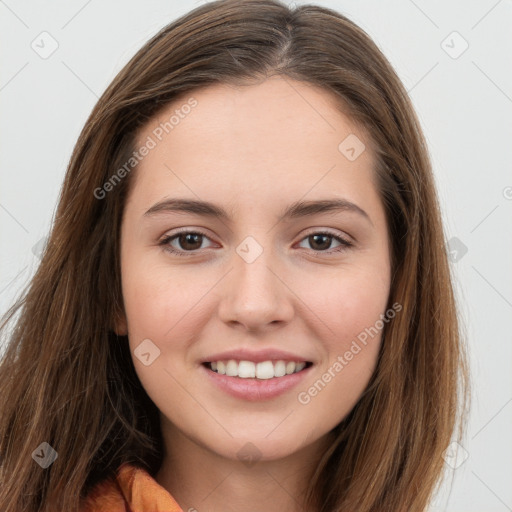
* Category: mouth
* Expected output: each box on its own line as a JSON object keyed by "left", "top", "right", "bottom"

{"left": 203, "top": 360, "right": 313, "bottom": 379}
{"left": 201, "top": 359, "right": 314, "bottom": 401}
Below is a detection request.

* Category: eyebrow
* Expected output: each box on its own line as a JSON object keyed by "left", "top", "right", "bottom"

{"left": 144, "top": 197, "right": 372, "bottom": 226}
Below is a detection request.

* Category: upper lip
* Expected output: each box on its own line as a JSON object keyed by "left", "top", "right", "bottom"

{"left": 201, "top": 348, "right": 312, "bottom": 364}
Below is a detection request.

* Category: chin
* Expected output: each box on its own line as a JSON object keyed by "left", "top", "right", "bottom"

{"left": 201, "top": 427, "right": 322, "bottom": 464}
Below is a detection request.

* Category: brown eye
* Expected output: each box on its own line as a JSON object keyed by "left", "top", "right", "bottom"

{"left": 308, "top": 234, "right": 333, "bottom": 251}
{"left": 297, "top": 231, "right": 353, "bottom": 254}
{"left": 175, "top": 233, "right": 204, "bottom": 251}
{"left": 159, "top": 230, "right": 214, "bottom": 256}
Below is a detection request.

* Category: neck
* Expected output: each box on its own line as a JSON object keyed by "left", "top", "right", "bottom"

{"left": 155, "top": 420, "right": 333, "bottom": 512}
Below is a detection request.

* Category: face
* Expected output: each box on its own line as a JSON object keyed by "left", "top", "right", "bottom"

{"left": 116, "top": 76, "right": 391, "bottom": 463}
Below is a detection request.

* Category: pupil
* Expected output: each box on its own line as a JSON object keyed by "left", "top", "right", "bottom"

{"left": 311, "top": 234, "right": 330, "bottom": 251}
{"left": 181, "top": 233, "right": 202, "bottom": 250}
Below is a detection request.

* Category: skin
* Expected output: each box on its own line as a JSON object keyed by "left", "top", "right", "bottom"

{"left": 115, "top": 76, "right": 391, "bottom": 512}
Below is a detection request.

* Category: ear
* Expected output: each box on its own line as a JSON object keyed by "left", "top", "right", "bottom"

{"left": 112, "top": 309, "right": 128, "bottom": 336}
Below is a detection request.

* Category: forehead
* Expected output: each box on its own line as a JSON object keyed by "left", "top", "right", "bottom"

{"left": 128, "top": 77, "right": 378, "bottom": 212}
{"left": 135, "top": 76, "right": 371, "bottom": 158}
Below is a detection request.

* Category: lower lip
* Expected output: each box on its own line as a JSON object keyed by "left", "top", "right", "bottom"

{"left": 201, "top": 363, "right": 313, "bottom": 401}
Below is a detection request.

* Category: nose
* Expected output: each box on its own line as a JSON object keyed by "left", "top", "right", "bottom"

{"left": 217, "top": 245, "right": 294, "bottom": 333}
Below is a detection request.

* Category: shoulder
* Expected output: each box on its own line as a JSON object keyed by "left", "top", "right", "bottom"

{"left": 80, "top": 463, "right": 184, "bottom": 512}
{"left": 79, "top": 467, "right": 127, "bottom": 512}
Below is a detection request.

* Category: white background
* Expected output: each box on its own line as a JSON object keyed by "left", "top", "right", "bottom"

{"left": 1, "top": 1, "right": 511, "bottom": 510}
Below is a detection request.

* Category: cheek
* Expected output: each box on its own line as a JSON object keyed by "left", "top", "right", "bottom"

{"left": 121, "top": 256, "right": 204, "bottom": 341}
{"left": 302, "top": 258, "right": 390, "bottom": 345}
{"left": 337, "top": 287, "right": 387, "bottom": 346}
{"left": 294, "top": 264, "right": 389, "bottom": 409}
{"left": 120, "top": 261, "right": 200, "bottom": 407}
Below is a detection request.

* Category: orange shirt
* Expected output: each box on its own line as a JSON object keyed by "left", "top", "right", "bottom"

{"left": 80, "top": 463, "right": 183, "bottom": 512}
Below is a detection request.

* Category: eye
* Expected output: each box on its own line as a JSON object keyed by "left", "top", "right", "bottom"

{"left": 158, "top": 230, "right": 215, "bottom": 256}
{"left": 296, "top": 230, "right": 353, "bottom": 254}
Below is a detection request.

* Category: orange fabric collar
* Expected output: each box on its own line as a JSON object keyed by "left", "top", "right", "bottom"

{"left": 80, "top": 463, "right": 183, "bottom": 512}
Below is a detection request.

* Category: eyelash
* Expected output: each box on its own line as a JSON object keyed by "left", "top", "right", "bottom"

{"left": 158, "top": 228, "right": 354, "bottom": 257}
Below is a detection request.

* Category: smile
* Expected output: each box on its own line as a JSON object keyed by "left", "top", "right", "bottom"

{"left": 202, "top": 360, "right": 314, "bottom": 401}
{"left": 205, "top": 360, "right": 311, "bottom": 379}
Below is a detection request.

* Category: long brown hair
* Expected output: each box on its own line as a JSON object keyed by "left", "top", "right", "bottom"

{"left": 0, "top": 1, "right": 469, "bottom": 510}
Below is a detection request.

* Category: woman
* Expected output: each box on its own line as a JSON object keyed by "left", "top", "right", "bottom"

{"left": 0, "top": 0, "right": 469, "bottom": 510}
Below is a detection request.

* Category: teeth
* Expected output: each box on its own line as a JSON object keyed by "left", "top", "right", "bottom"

{"left": 295, "top": 362, "right": 306, "bottom": 372}
{"left": 274, "top": 360, "right": 286, "bottom": 377}
{"left": 207, "top": 359, "right": 309, "bottom": 379}
{"left": 238, "top": 360, "right": 256, "bottom": 378}
{"left": 226, "top": 360, "right": 238, "bottom": 377}
{"left": 256, "top": 361, "right": 274, "bottom": 380}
